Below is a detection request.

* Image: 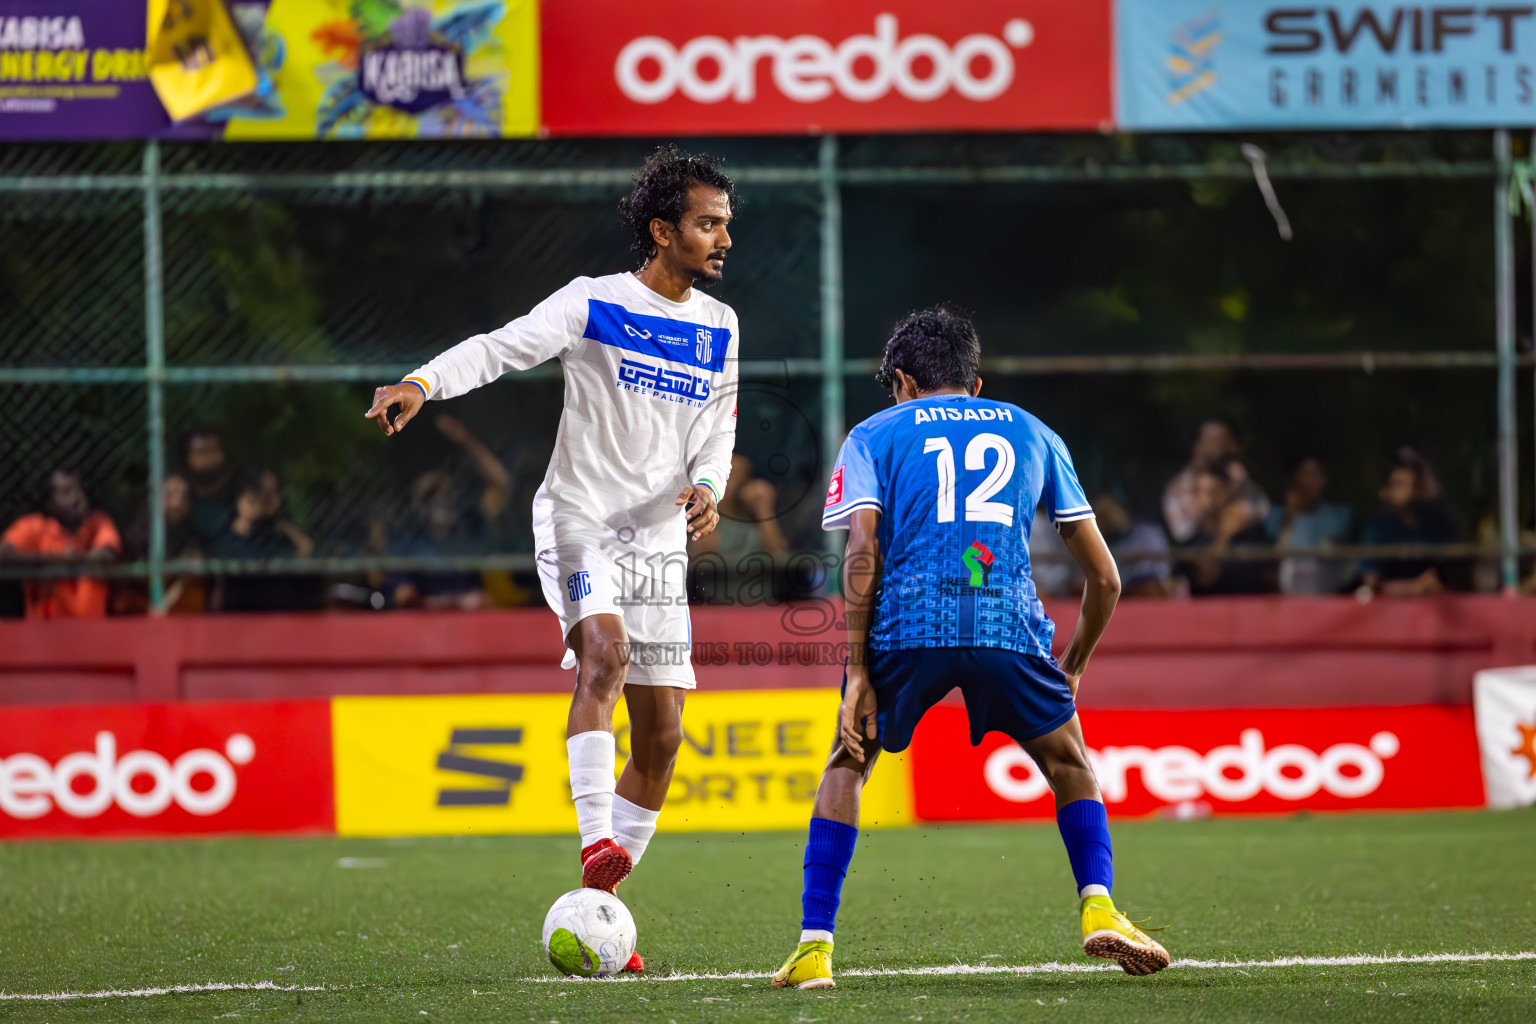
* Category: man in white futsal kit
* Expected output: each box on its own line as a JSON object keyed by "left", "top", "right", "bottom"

{"left": 365, "top": 148, "right": 740, "bottom": 973}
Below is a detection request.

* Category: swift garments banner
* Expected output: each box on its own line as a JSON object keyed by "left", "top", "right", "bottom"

{"left": 910, "top": 705, "right": 1485, "bottom": 820}
{"left": 1117, "top": 1, "right": 1536, "bottom": 130}
{"left": 0, "top": 701, "right": 334, "bottom": 838}
{"left": 540, "top": 0, "right": 1113, "bottom": 136}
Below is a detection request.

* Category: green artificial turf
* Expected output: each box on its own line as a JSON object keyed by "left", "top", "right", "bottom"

{"left": 1, "top": 811, "right": 1533, "bottom": 1022}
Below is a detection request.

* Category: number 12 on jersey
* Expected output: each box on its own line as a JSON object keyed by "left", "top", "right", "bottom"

{"left": 923, "top": 434, "right": 1016, "bottom": 527}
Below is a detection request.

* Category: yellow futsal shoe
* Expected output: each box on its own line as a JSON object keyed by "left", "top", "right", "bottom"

{"left": 1080, "top": 895, "right": 1171, "bottom": 976}
{"left": 771, "top": 939, "right": 836, "bottom": 990}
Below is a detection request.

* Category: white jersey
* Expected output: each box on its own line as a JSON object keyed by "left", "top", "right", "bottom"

{"left": 404, "top": 271, "right": 739, "bottom": 566}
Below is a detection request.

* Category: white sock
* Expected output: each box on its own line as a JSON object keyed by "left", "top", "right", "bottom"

{"left": 1080, "top": 884, "right": 1110, "bottom": 899}
{"left": 567, "top": 731, "right": 616, "bottom": 848}
{"left": 800, "top": 929, "right": 833, "bottom": 944}
{"left": 612, "top": 794, "right": 661, "bottom": 866}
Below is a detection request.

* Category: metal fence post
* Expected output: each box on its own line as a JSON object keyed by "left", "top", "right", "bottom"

{"left": 1495, "top": 129, "right": 1520, "bottom": 592}
{"left": 819, "top": 134, "right": 845, "bottom": 560}
{"left": 143, "top": 141, "right": 167, "bottom": 607}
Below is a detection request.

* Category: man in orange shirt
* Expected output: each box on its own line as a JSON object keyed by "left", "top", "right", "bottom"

{"left": 0, "top": 469, "right": 121, "bottom": 619}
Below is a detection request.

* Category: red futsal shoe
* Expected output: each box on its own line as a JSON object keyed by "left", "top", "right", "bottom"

{"left": 579, "top": 838, "right": 633, "bottom": 893}
{"left": 622, "top": 951, "right": 645, "bottom": 974}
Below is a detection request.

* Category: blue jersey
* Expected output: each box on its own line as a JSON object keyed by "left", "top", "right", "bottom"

{"left": 822, "top": 394, "right": 1093, "bottom": 658}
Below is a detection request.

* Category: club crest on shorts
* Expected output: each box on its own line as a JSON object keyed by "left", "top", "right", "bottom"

{"left": 566, "top": 571, "right": 591, "bottom": 602}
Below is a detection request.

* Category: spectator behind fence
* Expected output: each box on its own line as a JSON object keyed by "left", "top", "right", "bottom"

{"left": 1360, "top": 449, "right": 1461, "bottom": 596}
{"left": 690, "top": 452, "right": 808, "bottom": 603}
{"left": 115, "top": 473, "right": 209, "bottom": 615}
{"left": 385, "top": 414, "right": 510, "bottom": 610}
{"left": 1095, "top": 490, "right": 1176, "bottom": 598}
{"left": 0, "top": 469, "right": 121, "bottom": 619}
{"left": 209, "top": 468, "right": 320, "bottom": 612}
{"left": 1473, "top": 513, "right": 1536, "bottom": 592}
{"left": 1265, "top": 456, "right": 1354, "bottom": 595}
{"left": 181, "top": 425, "right": 237, "bottom": 545}
{"left": 691, "top": 453, "right": 789, "bottom": 558}
{"left": 1178, "top": 460, "right": 1274, "bottom": 595}
{"left": 1163, "top": 420, "right": 1271, "bottom": 543}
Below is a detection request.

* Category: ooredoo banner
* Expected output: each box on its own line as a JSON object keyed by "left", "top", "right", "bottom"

{"left": 1117, "top": 1, "right": 1536, "bottom": 130}
{"left": 0, "top": 701, "right": 334, "bottom": 837}
{"left": 910, "top": 705, "right": 1485, "bottom": 820}
{"left": 540, "top": 0, "right": 1113, "bottom": 136}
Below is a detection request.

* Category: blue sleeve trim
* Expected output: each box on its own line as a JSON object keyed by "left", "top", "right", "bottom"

{"left": 822, "top": 498, "right": 884, "bottom": 529}
{"left": 1051, "top": 510, "right": 1097, "bottom": 528}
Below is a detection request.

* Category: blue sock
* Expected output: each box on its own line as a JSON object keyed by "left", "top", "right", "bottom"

{"left": 1056, "top": 798, "right": 1114, "bottom": 895}
{"left": 800, "top": 817, "right": 858, "bottom": 935}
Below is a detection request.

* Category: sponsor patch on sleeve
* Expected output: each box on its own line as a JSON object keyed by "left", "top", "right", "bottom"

{"left": 825, "top": 466, "right": 844, "bottom": 508}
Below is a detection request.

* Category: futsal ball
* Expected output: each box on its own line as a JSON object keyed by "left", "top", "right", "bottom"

{"left": 541, "top": 888, "right": 637, "bottom": 978}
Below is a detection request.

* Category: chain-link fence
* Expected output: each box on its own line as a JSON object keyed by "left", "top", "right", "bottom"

{"left": 2, "top": 131, "right": 1533, "bottom": 614}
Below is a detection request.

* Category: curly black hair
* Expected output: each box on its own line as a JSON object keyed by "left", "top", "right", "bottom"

{"left": 617, "top": 145, "right": 736, "bottom": 264}
{"left": 875, "top": 305, "right": 982, "bottom": 394}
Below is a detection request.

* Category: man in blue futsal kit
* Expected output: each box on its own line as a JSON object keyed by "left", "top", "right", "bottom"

{"left": 771, "top": 306, "right": 1169, "bottom": 989}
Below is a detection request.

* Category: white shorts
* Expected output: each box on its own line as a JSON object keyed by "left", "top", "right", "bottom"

{"left": 535, "top": 543, "right": 697, "bottom": 690}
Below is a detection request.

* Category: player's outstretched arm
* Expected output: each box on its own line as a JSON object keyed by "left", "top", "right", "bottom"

{"left": 1057, "top": 517, "right": 1122, "bottom": 697}
{"left": 368, "top": 281, "right": 589, "bottom": 437}
{"left": 363, "top": 382, "right": 426, "bottom": 436}
{"left": 839, "top": 508, "right": 882, "bottom": 762}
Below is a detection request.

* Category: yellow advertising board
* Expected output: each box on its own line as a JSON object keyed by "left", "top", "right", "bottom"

{"left": 332, "top": 691, "right": 911, "bottom": 837}
{"left": 223, "top": 0, "right": 538, "bottom": 140}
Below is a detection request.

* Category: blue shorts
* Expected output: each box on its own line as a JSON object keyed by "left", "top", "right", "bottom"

{"left": 845, "top": 647, "right": 1077, "bottom": 754}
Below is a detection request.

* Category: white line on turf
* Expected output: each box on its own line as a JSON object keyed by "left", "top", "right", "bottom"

{"left": 0, "top": 982, "right": 327, "bottom": 1003}
{"left": 521, "top": 949, "right": 1536, "bottom": 983}
{"left": 5, "top": 951, "right": 1532, "bottom": 1000}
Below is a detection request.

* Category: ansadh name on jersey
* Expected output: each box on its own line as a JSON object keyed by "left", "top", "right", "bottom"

{"left": 911, "top": 405, "right": 1014, "bottom": 424}
{"left": 822, "top": 394, "right": 1093, "bottom": 658}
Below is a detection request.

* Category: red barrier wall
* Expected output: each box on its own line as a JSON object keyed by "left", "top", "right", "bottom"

{"left": 1, "top": 596, "right": 1532, "bottom": 707}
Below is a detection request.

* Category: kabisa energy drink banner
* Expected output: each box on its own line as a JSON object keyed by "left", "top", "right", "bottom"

{"left": 0, "top": 2, "right": 176, "bottom": 138}
{"left": 0, "top": 0, "right": 538, "bottom": 140}
{"left": 224, "top": 0, "right": 538, "bottom": 140}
